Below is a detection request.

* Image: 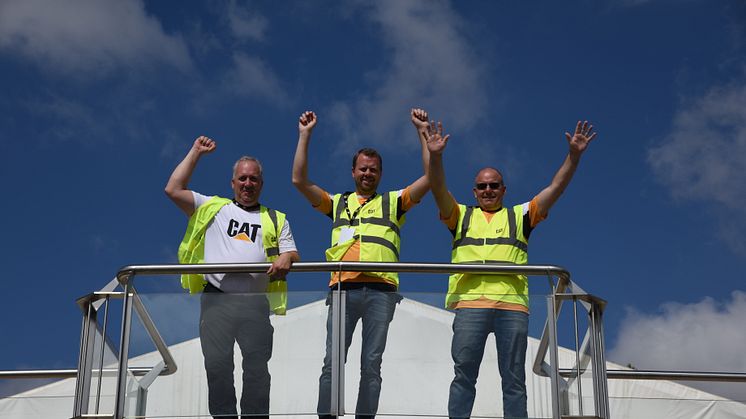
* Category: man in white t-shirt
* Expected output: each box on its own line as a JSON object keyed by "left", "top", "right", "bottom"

{"left": 166, "top": 136, "right": 300, "bottom": 419}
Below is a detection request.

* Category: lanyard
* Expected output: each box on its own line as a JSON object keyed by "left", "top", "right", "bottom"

{"left": 343, "top": 192, "right": 377, "bottom": 225}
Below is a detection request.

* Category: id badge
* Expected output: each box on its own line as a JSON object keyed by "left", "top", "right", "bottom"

{"left": 338, "top": 227, "right": 356, "bottom": 244}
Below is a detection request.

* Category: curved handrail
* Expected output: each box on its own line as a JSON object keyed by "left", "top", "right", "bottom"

{"left": 76, "top": 290, "right": 178, "bottom": 378}
{"left": 116, "top": 261, "right": 571, "bottom": 283}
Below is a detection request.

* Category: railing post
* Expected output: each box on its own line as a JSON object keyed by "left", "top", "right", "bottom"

{"left": 589, "top": 302, "right": 610, "bottom": 418}
{"left": 547, "top": 293, "right": 562, "bottom": 419}
{"left": 113, "top": 281, "right": 134, "bottom": 419}
{"left": 94, "top": 296, "right": 110, "bottom": 415}
{"left": 572, "top": 296, "right": 584, "bottom": 416}
{"left": 73, "top": 300, "right": 97, "bottom": 418}
{"left": 330, "top": 286, "right": 346, "bottom": 416}
{"left": 135, "top": 386, "right": 148, "bottom": 417}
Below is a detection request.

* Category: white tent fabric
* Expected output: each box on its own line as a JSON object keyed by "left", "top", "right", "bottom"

{"left": 1, "top": 298, "right": 744, "bottom": 419}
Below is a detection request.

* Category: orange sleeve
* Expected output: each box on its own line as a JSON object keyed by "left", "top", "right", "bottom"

{"left": 441, "top": 194, "right": 460, "bottom": 230}
{"left": 400, "top": 187, "right": 419, "bottom": 212}
{"left": 314, "top": 189, "right": 333, "bottom": 215}
{"left": 528, "top": 196, "right": 547, "bottom": 228}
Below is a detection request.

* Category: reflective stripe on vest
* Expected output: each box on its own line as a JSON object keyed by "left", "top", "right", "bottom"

{"left": 453, "top": 206, "right": 527, "bottom": 253}
{"left": 261, "top": 206, "right": 288, "bottom": 315}
{"left": 177, "top": 197, "right": 288, "bottom": 315}
{"left": 327, "top": 191, "right": 403, "bottom": 285}
{"left": 446, "top": 204, "right": 529, "bottom": 309}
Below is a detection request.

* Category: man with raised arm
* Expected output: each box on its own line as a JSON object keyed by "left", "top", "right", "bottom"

{"left": 292, "top": 109, "right": 431, "bottom": 419}
{"left": 425, "top": 120, "right": 598, "bottom": 419}
{"left": 165, "top": 136, "right": 300, "bottom": 419}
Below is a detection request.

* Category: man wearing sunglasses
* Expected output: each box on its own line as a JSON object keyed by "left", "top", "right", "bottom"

{"left": 425, "top": 120, "right": 597, "bottom": 419}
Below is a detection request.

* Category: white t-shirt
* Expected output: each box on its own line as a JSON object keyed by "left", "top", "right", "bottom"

{"left": 193, "top": 192, "right": 297, "bottom": 293}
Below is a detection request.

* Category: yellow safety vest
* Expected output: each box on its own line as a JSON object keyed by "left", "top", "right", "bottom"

{"left": 446, "top": 204, "right": 529, "bottom": 309}
{"left": 325, "top": 191, "right": 404, "bottom": 286}
{"left": 177, "top": 196, "right": 288, "bottom": 315}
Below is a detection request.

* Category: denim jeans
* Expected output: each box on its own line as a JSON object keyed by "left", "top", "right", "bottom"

{"left": 448, "top": 308, "right": 529, "bottom": 419}
{"left": 317, "top": 287, "right": 401, "bottom": 419}
{"left": 200, "top": 290, "right": 273, "bottom": 419}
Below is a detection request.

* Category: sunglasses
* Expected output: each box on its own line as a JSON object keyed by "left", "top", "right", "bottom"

{"left": 475, "top": 182, "right": 503, "bottom": 190}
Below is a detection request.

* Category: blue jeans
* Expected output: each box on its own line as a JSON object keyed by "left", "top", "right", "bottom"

{"left": 317, "top": 287, "right": 401, "bottom": 418}
{"left": 448, "top": 308, "right": 529, "bottom": 419}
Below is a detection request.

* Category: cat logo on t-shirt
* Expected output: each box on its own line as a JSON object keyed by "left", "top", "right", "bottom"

{"left": 227, "top": 219, "right": 261, "bottom": 242}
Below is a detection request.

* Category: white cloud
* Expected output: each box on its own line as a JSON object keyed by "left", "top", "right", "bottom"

{"left": 608, "top": 291, "right": 746, "bottom": 401}
{"left": 648, "top": 82, "right": 746, "bottom": 209}
{"left": 28, "top": 95, "right": 103, "bottom": 141}
{"left": 648, "top": 80, "right": 746, "bottom": 253}
{"left": 24, "top": 92, "right": 159, "bottom": 144}
{"left": 224, "top": 0, "right": 268, "bottom": 42}
{"left": 0, "top": 0, "right": 191, "bottom": 76}
{"left": 327, "top": 0, "right": 487, "bottom": 154}
{"left": 90, "top": 234, "right": 120, "bottom": 253}
{"left": 224, "top": 53, "right": 289, "bottom": 106}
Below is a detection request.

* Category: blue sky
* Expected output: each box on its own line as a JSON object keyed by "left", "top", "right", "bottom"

{"left": 1, "top": 0, "right": 745, "bottom": 400}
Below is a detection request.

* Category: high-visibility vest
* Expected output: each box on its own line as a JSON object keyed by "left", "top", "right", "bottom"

{"left": 446, "top": 204, "right": 529, "bottom": 309}
{"left": 325, "top": 191, "right": 404, "bottom": 286}
{"left": 177, "top": 196, "right": 288, "bottom": 315}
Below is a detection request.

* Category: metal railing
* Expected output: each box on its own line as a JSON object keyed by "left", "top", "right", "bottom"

{"left": 72, "top": 277, "right": 177, "bottom": 419}
{"left": 109, "top": 261, "right": 591, "bottom": 419}
{"left": 3, "top": 261, "right": 745, "bottom": 418}
{"left": 532, "top": 274, "right": 609, "bottom": 418}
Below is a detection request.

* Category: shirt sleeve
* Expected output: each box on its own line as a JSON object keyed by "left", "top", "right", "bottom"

{"left": 192, "top": 191, "right": 212, "bottom": 209}
{"left": 399, "top": 187, "right": 420, "bottom": 211}
{"left": 278, "top": 219, "right": 298, "bottom": 254}
{"left": 527, "top": 196, "right": 547, "bottom": 228}
{"left": 440, "top": 194, "right": 461, "bottom": 231}
{"left": 521, "top": 196, "right": 547, "bottom": 239}
{"left": 314, "top": 189, "right": 334, "bottom": 217}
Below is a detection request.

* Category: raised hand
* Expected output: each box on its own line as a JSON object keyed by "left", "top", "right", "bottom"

{"left": 564, "top": 120, "right": 597, "bottom": 155}
{"left": 299, "top": 110, "right": 317, "bottom": 134}
{"left": 193, "top": 136, "right": 216, "bottom": 155}
{"left": 426, "top": 120, "right": 450, "bottom": 155}
{"left": 411, "top": 108, "right": 429, "bottom": 131}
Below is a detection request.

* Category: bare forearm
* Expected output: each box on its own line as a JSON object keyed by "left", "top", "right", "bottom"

{"left": 418, "top": 127, "right": 429, "bottom": 172}
{"left": 535, "top": 120, "right": 596, "bottom": 215}
{"left": 535, "top": 152, "right": 580, "bottom": 215}
{"left": 428, "top": 153, "right": 455, "bottom": 216}
{"left": 166, "top": 137, "right": 215, "bottom": 216}
{"left": 291, "top": 133, "right": 311, "bottom": 186}
{"left": 165, "top": 148, "right": 200, "bottom": 195}
{"left": 551, "top": 152, "right": 580, "bottom": 194}
{"left": 291, "top": 133, "right": 324, "bottom": 206}
{"left": 281, "top": 251, "right": 300, "bottom": 264}
{"left": 406, "top": 127, "right": 432, "bottom": 202}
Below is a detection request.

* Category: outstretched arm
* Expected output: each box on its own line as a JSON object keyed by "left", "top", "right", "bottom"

{"left": 534, "top": 120, "right": 598, "bottom": 217}
{"left": 407, "top": 108, "right": 432, "bottom": 202}
{"left": 426, "top": 120, "right": 456, "bottom": 218}
{"left": 165, "top": 136, "right": 216, "bottom": 217}
{"left": 291, "top": 111, "right": 327, "bottom": 207}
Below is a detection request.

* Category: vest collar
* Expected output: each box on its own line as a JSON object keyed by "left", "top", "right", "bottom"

{"left": 232, "top": 199, "right": 260, "bottom": 212}
{"left": 478, "top": 205, "right": 503, "bottom": 214}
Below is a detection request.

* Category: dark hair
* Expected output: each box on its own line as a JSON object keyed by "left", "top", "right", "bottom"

{"left": 351, "top": 148, "right": 383, "bottom": 171}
